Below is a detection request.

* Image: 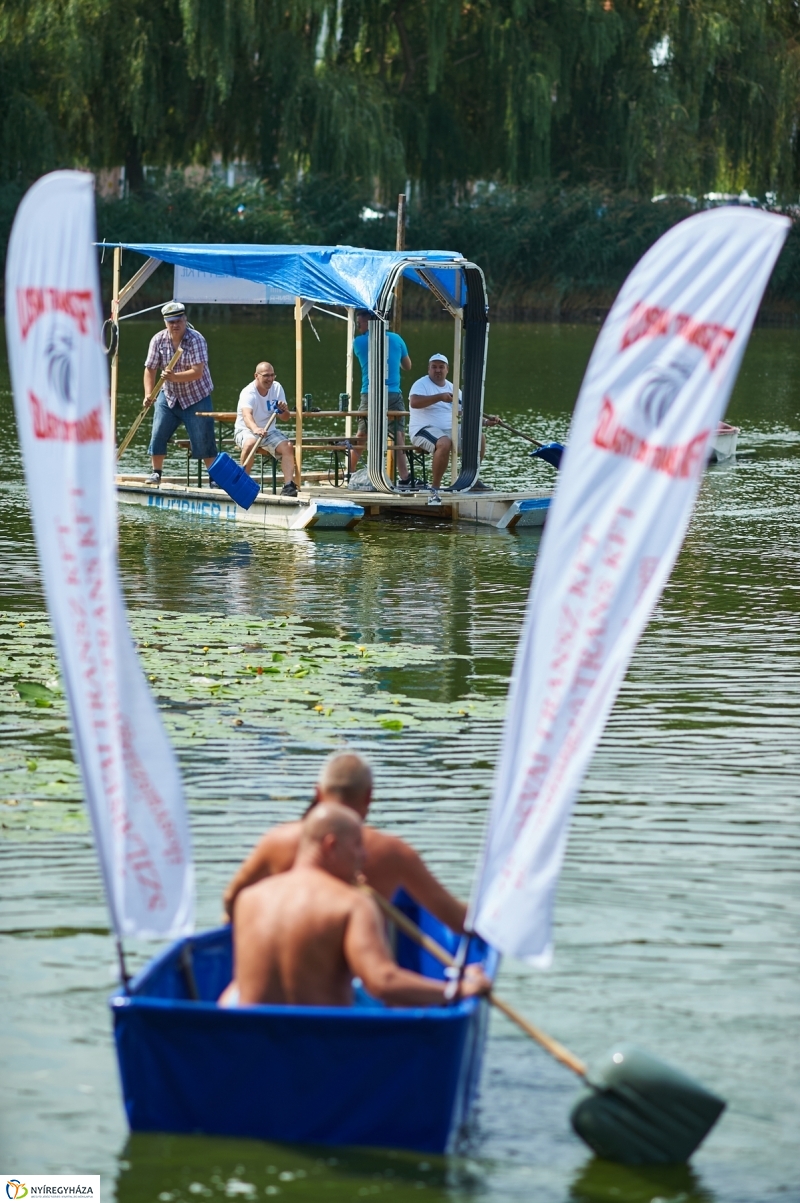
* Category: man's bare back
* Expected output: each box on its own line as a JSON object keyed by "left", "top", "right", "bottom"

{"left": 222, "top": 803, "right": 490, "bottom": 1009}
{"left": 223, "top": 752, "right": 467, "bottom": 933}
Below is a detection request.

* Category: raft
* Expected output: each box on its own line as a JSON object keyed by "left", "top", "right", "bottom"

{"left": 110, "top": 891, "right": 498, "bottom": 1152}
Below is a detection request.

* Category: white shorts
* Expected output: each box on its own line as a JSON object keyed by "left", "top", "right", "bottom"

{"left": 411, "top": 425, "right": 461, "bottom": 454}
{"left": 235, "top": 425, "right": 289, "bottom": 457}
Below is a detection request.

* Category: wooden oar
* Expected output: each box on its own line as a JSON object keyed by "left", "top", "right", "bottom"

{"left": 241, "top": 412, "right": 277, "bottom": 471}
{"left": 116, "top": 344, "right": 183, "bottom": 462}
{"left": 364, "top": 886, "right": 584, "bottom": 1074}
{"left": 366, "top": 886, "right": 726, "bottom": 1165}
{"left": 485, "top": 414, "right": 547, "bottom": 449}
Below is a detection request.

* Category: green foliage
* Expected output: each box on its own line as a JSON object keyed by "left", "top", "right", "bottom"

{"left": 1, "top": 0, "right": 798, "bottom": 198}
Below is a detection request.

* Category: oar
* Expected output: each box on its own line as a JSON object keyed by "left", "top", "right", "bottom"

{"left": 366, "top": 887, "right": 726, "bottom": 1166}
{"left": 486, "top": 414, "right": 565, "bottom": 469}
{"left": 241, "top": 412, "right": 277, "bottom": 471}
{"left": 116, "top": 344, "right": 183, "bottom": 462}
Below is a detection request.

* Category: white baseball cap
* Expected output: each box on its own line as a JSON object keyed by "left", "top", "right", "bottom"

{"left": 429, "top": 353, "right": 449, "bottom": 364}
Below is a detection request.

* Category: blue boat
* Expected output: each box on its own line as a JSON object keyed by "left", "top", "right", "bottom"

{"left": 110, "top": 891, "right": 498, "bottom": 1153}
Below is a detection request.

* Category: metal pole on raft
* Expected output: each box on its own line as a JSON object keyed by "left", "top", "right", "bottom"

{"left": 294, "top": 296, "right": 303, "bottom": 483}
{"left": 393, "top": 193, "right": 406, "bottom": 334}
{"left": 345, "top": 306, "right": 355, "bottom": 440}
{"left": 109, "top": 246, "right": 121, "bottom": 442}
{"left": 450, "top": 311, "right": 462, "bottom": 485}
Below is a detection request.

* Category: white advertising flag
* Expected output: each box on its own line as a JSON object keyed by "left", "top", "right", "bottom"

{"left": 5, "top": 171, "right": 194, "bottom": 939}
{"left": 470, "top": 208, "right": 788, "bottom": 965}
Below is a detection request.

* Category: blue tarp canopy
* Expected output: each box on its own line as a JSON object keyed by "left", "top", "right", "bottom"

{"left": 111, "top": 243, "right": 466, "bottom": 312}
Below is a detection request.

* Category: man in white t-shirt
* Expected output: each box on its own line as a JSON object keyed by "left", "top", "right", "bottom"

{"left": 235, "top": 361, "right": 297, "bottom": 497}
{"left": 408, "top": 353, "right": 490, "bottom": 492}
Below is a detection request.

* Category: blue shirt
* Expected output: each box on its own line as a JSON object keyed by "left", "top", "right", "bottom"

{"left": 354, "top": 331, "right": 409, "bottom": 394}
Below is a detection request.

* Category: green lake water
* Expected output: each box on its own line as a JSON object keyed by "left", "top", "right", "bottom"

{"left": 1, "top": 313, "right": 798, "bottom": 1203}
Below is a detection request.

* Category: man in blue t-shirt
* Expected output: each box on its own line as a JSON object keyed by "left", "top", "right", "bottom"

{"left": 350, "top": 311, "right": 413, "bottom": 487}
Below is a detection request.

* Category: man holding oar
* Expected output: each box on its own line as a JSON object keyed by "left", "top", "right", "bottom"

{"left": 235, "top": 361, "right": 297, "bottom": 497}
{"left": 224, "top": 751, "right": 468, "bottom": 934}
{"left": 143, "top": 301, "right": 217, "bottom": 486}
{"left": 219, "top": 803, "right": 490, "bottom": 1008}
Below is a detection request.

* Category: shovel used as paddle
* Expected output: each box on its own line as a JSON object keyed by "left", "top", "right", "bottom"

{"left": 366, "top": 887, "right": 726, "bottom": 1166}
{"left": 208, "top": 413, "right": 277, "bottom": 510}
{"left": 486, "top": 415, "right": 565, "bottom": 469}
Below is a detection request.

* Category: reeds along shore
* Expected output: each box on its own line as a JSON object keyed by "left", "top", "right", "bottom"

{"left": 1, "top": 177, "right": 798, "bottom": 322}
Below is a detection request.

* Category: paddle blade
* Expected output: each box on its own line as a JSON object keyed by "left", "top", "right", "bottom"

{"left": 570, "top": 1044, "right": 726, "bottom": 1165}
{"left": 208, "top": 452, "right": 260, "bottom": 510}
{"left": 529, "top": 442, "right": 565, "bottom": 469}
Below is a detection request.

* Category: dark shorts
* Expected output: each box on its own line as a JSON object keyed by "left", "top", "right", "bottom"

{"left": 356, "top": 391, "right": 406, "bottom": 437}
{"left": 148, "top": 393, "right": 217, "bottom": 459}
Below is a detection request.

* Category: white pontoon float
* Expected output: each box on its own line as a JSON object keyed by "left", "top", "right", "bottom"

{"left": 106, "top": 243, "right": 553, "bottom": 532}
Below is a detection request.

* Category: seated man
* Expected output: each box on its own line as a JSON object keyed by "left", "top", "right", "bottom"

{"left": 349, "top": 311, "right": 413, "bottom": 488}
{"left": 408, "top": 353, "right": 491, "bottom": 495}
{"left": 234, "top": 361, "right": 298, "bottom": 497}
{"left": 219, "top": 803, "right": 490, "bottom": 1007}
{"left": 223, "top": 751, "right": 467, "bottom": 935}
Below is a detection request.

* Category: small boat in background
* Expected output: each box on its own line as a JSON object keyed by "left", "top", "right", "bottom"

{"left": 710, "top": 421, "right": 740, "bottom": 462}
{"left": 110, "top": 892, "right": 498, "bottom": 1153}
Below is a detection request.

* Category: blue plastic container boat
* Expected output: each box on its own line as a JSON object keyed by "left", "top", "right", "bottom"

{"left": 110, "top": 892, "right": 498, "bottom": 1152}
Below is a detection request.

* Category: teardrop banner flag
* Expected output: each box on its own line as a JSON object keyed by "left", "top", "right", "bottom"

{"left": 469, "top": 208, "right": 788, "bottom": 965}
{"left": 5, "top": 171, "right": 194, "bottom": 939}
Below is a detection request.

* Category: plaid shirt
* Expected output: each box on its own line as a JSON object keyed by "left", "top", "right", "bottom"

{"left": 145, "top": 326, "right": 214, "bottom": 410}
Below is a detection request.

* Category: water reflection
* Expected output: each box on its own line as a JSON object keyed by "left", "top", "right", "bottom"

{"left": 1, "top": 322, "right": 798, "bottom": 1202}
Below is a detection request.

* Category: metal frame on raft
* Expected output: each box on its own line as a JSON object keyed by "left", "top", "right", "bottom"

{"left": 103, "top": 242, "right": 490, "bottom": 496}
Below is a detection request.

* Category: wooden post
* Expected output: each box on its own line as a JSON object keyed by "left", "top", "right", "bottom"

{"left": 109, "top": 246, "right": 121, "bottom": 443}
{"left": 393, "top": 193, "right": 406, "bottom": 334}
{"left": 450, "top": 313, "right": 462, "bottom": 484}
{"left": 294, "top": 297, "right": 304, "bottom": 482}
{"left": 345, "top": 306, "right": 355, "bottom": 439}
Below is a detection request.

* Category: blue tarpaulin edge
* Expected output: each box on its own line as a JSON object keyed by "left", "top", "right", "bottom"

{"left": 106, "top": 243, "right": 467, "bottom": 311}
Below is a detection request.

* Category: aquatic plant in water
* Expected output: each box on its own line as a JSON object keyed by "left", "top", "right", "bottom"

{"left": 0, "top": 610, "right": 503, "bottom": 835}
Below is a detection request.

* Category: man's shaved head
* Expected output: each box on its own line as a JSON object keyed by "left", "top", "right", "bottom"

{"left": 301, "top": 800, "right": 361, "bottom": 847}
{"left": 298, "top": 801, "right": 364, "bottom": 882}
{"left": 318, "top": 751, "right": 373, "bottom": 809}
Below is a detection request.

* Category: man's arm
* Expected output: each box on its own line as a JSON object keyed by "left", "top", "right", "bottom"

{"left": 393, "top": 841, "right": 467, "bottom": 934}
{"left": 143, "top": 367, "right": 157, "bottom": 404}
{"left": 223, "top": 832, "right": 282, "bottom": 918}
{"left": 400, "top": 354, "right": 412, "bottom": 371}
{"left": 345, "top": 894, "right": 488, "bottom": 1006}
{"left": 164, "top": 362, "right": 204, "bottom": 384}
{"left": 240, "top": 405, "right": 264, "bottom": 436}
{"left": 409, "top": 391, "right": 452, "bottom": 409}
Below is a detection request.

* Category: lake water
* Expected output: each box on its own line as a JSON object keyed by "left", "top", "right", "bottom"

{"left": 1, "top": 315, "right": 798, "bottom": 1203}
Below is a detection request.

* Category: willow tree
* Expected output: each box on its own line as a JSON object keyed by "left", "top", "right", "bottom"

{"left": 1, "top": 0, "right": 798, "bottom": 198}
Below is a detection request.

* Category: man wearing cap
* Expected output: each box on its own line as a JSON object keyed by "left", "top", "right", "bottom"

{"left": 142, "top": 302, "right": 217, "bottom": 486}
{"left": 235, "top": 361, "right": 298, "bottom": 497}
{"left": 349, "top": 311, "right": 413, "bottom": 487}
{"left": 408, "top": 353, "right": 489, "bottom": 494}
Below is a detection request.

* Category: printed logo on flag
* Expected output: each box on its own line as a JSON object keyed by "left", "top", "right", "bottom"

{"left": 3, "top": 1180, "right": 99, "bottom": 1201}
{"left": 15, "top": 286, "right": 102, "bottom": 444}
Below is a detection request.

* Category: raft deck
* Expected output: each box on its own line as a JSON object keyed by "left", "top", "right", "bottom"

{"left": 116, "top": 475, "right": 552, "bottom": 532}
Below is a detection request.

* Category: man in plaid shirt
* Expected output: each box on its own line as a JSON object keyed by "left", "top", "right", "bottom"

{"left": 143, "top": 301, "right": 217, "bottom": 485}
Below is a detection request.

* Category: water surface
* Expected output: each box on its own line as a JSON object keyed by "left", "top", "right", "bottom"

{"left": 1, "top": 316, "right": 798, "bottom": 1203}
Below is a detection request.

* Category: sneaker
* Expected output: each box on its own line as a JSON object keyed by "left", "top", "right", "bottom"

{"left": 281, "top": 481, "right": 298, "bottom": 497}
{"left": 470, "top": 478, "right": 493, "bottom": 492}
{"left": 426, "top": 490, "right": 443, "bottom": 507}
{"left": 145, "top": 470, "right": 162, "bottom": 486}
{"left": 396, "top": 476, "right": 416, "bottom": 492}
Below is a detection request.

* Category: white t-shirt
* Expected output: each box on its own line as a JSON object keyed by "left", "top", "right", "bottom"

{"left": 234, "top": 380, "right": 287, "bottom": 438}
{"left": 408, "top": 374, "right": 462, "bottom": 437}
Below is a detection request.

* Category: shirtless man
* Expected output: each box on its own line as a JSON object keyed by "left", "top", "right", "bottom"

{"left": 223, "top": 751, "right": 467, "bottom": 934}
{"left": 220, "top": 803, "right": 490, "bottom": 1007}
